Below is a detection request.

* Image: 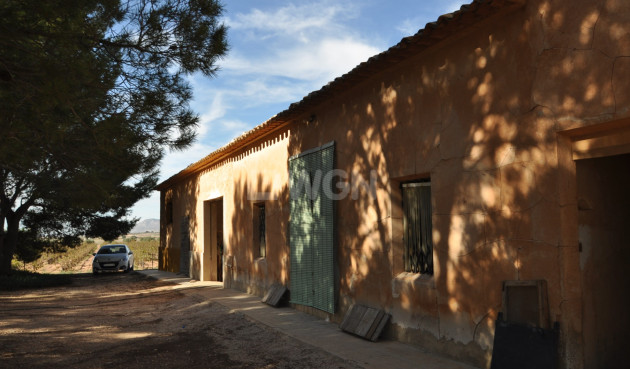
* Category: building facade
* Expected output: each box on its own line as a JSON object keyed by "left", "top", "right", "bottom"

{"left": 157, "top": 0, "right": 630, "bottom": 367}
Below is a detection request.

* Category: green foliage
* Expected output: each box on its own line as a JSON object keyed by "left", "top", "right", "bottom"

{"left": 0, "top": 0, "right": 228, "bottom": 274}
{"left": 14, "top": 229, "right": 46, "bottom": 264}
{"left": 11, "top": 258, "right": 25, "bottom": 271}
{"left": 0, "top": 270, "right": 72, "bottom": 291}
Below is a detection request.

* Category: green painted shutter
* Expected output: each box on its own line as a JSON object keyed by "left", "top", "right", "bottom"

{"left": 312, "top": 144, "right": 334, "bottom": 313}
{"left": 289, "top": 156, "right": 313, "bottom": 307}
{"left": 289, "top": 142, "right": 336, "bottom": 313}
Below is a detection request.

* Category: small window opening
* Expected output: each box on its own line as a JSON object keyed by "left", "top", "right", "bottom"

{"left": 402, "top": 180, "right": 433, "bottom": 274}
{"left": 254, "top": 203, "right": 266, "bottom": 258}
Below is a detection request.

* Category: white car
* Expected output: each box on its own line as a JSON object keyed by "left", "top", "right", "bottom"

{"left": 92, "top": 244, "right": 134, "bottom": 274}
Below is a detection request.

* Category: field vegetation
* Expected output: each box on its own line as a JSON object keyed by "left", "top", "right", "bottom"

{"left": 12, "top": 235, "right": 159, "bottom": 274}
{"left": 122, "top": 236, "right": 160, "bottom": 270}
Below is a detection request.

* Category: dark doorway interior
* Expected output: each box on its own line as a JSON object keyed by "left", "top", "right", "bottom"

{"left": 203, "top": 198, "right": 223, "bottom": 282}
{"left": 577, "top": 153, "right": 630, "bottom": 369}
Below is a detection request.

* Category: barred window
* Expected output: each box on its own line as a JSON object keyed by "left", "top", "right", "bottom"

{"left": 402, "top": 181, "right": 433, "bottom": 274}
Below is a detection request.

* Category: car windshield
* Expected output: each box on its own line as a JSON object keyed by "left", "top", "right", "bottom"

{"left": 97, "top": 246, "right": 127, "bottom": 254}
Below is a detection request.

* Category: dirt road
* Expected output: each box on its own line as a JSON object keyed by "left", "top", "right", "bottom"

{"left": 0, "top": 273, "right": 361, "bottom": 368}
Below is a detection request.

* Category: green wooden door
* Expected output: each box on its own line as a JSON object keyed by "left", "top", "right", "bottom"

{"left": 289, "top": 142, "right": 335, "bottom": 313}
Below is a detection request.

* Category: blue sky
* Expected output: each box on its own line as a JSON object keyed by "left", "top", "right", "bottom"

{"left": 131, "top": 0, "right": 464, "bottom": 221}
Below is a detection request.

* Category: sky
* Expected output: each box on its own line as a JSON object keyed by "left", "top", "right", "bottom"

{"left": 130, "top": 0, "right": 465, "bottom": 221}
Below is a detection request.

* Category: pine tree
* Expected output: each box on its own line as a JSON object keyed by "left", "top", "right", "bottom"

{"left": 0, "top": 0, "right": 228, "bottom": 274}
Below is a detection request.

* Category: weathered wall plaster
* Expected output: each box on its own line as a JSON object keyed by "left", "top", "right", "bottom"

{"left": 159, "top": 1, "right": 630, "bottom": 367}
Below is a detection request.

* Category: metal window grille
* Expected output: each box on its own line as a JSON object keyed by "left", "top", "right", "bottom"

{"left": 402, "top": 182, "right": 433, "bottom": 274}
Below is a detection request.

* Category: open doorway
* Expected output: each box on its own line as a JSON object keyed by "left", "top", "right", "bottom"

{"left": 203, "top": 198, "right": 224, "bottom": 282}
{"left": 577, "top": 153, "right": 630, "bottom": 368}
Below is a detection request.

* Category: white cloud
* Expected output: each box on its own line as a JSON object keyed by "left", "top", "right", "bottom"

{"left": 444, "top": 1, "right": 465, "bottom": 13}
{"left": 222, "top": 0, "right": 376, "bottom": 86}
{"left": 195, "top": 93, "right": 227, "bottom": 138}
{"left": 238, "top": 78, "right": 308, "bottom": 103}
{"left": 223, "top": 38, "right": 380, "bottom": 86}
{"left": 219, "top": 119, "right": 250, "bottom": 134}
{"left": 226, "top": 2, "right": 357, "bottom": 38}
{"left": 397, "top": 1, "right": 466, "bottom": 37}
{"left": 193, "top": 0, "right": 382, "bottom": 131}
{"left": 397, "top": 17, "right": 427, "bottom": 36}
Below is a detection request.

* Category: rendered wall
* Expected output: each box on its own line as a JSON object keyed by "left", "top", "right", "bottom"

{"left": 287, "top": 1, "right": 630, "bottom": 367}
{"left": 160, "top": 128, "right": 291, "bottom": 292}
{"left": 158, "top": 0, "right": 630, "bottom": 367}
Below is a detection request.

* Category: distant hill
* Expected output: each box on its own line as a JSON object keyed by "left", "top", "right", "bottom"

{"left": 131, "top": 218, "right": 160, "bottom": 233}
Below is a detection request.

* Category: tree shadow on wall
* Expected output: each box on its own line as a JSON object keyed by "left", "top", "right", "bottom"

{"left": 284, "top": 1, "right": 626, "bottom": 367}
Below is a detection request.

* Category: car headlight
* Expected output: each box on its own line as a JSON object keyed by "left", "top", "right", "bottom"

{"left": 122, "top": 256, "right": 128, "bottom": 261}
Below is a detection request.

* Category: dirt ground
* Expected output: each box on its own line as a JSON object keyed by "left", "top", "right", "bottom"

{"left": 0, "top": 273, "right": 362, "bottom": 368}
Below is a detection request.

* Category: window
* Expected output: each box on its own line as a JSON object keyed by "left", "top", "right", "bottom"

{"left": 254, "top": 203, "right": 266, "bottom": 258}
{"left": 402, "top": 181, "right": 433, "bottom": 274}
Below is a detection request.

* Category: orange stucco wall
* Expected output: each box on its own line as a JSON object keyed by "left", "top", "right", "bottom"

{"left": 160, "top": 127, "right": 291, "bottom": 293}
{"left": 160, "top": 1, "right": 630, "bottom": 367}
